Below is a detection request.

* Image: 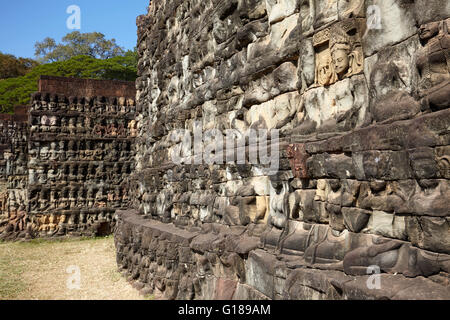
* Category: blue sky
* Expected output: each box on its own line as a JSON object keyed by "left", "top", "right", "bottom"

{"left": 0, "top": 0, "right": 149, "bottom": 59}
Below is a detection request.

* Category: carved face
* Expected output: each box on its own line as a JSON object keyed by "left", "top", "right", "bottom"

{"left": 318, "top": 59, "right": 332, "bottom": 85}
{"left": 332, "top": 49, "right": 349, "bottom": 76}
{"left": 419, "top": 23, "right": 439, "bottom": 41}
{"left": 270, "top": 179, "right": 283, "bottom": 193}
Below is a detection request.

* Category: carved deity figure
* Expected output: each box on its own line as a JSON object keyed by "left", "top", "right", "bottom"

{"left": 30, "top": 116, "right": 40, "bottom": 133}
{"left": 119, "top": 142, "right": 130, "bottom": 161}
{"left": 117, "top": 120, "right": 126, "bottom": 137}
{"left": 95, "top": 187, "right": 107, "bottom": 208}
{"left": 60, "top": 117, "right": 69, "bottom": 134}
{"left": 57, "top": 214, "right": 67, "bottom": 235}
{"left": 128, "top": 120, "right": 138, "bottom": 137}
{"left": 41, "top": 115, "right": 51, "bottom": 132}
{"left": 113, "top": 187, "right": 121, "bottom": 207}
{"left": 50, "top": 190, "right": 58, "bottom": 209}
{"left": 87, "top": 163, "right": 95, "bottom": 181}
{"left": 29, "top": 168, "right": 37, "bottom": 185}
{"left": 69, "top": 188, "right": 77, "bottom": 209}
{"left": 77, "top": 188, "right": 85, "bottom": 208}
{"left": 93, "top": 120, "right": 104, "bottom": 137}
{"left": 48, "top": 214, "right": 58, "bottom": 233}
{"left": 49, "top": 142, "right": 58, "bottom": 161}
{"left": 37, "top": 165, "right": 47, "bottom": 184}
{"left": 67, "top": 140, "right": 77, "bottom": 161}
{"left": 83, "top": 140, "right": 94, "bottom": 161}
{"left": 76, "top": 116, "right": 86, "bottom": 134}
{"left": 268, "top": 177, "right": 290, "bottom": 230}
{"left": 416, "top": 18, "right": 450, "bottom": 110}
{"left": 76, "top": 98, "right": 84, "bottom": 112}
{"left": 38, "top": 189, "right": 49, "bottom": 211}
{"left": 86, "top": 186, "right": 95, "bottom": 208}
{"left": 95, "top": 163, "right": 105, "bottom": 182}
{"left": 84, "top": 116, "right": 92, "bottom": 131}
{"left": 68, "top": 164, "right": 78, "bottom": 182}
{"left": 315, "top": 54, "right": 337, "bottom": 86}
{"left": 329, "top": 25, "right": 363, "bottom": 80}
{"left": 94, "top": 142, "right": 104, "bottom": 160}
{"left": 38, "top": 144, "right": 49, "bottom": 161}
{"left": 58, "top": 188, "right": 70, "bottom": 210}
{"left": 107, "top": 121, "right": 118, "bottom": 137}
{"left": 314, "top": 19, "right": 364, "bottom": 86}
{"left": 68, "top": 117, "right": 77, "bottom": 135}
{"left": 77, "top": 164, "right": 86, "bottom": 182}
{"left": 261, "top": 174, "right": 292, "bottom": 253}
{"left": 47, "top": 166, "right": 58, "bottom": 182}
{"left": 49, "top": 116, "right": 58, "bottom": 133}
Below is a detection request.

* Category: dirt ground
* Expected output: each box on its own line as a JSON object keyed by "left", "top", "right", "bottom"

{"left": 0, "top": 236, "right": 147, "bottom": 300}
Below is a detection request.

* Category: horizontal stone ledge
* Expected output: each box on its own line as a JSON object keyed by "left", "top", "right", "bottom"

{"left": 29, "top": 208, "right": 118, "bottom": 215}
{"left": 29, "top": 136, "right": 135, "bottom": 142}
{"left": 303, "top": 109, "right": 450, "bottom": 154}
{"left": 30, "top": 111, "right": 136, "bottom": 118}
{"left": 286, "top": 267, "right": 450, "bottom": 300}
{"left": 27, "top": 160, "right": 134, "bottom": 166}
{"left": 117, "top": 209, "right": 199, "bottom": 245}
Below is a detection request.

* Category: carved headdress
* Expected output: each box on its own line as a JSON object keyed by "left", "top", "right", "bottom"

{"left": 329, "top": 25, "right": 352, "bottom": 53}
{"left": 329, "top": 24, "right": 363, "bottom": 78}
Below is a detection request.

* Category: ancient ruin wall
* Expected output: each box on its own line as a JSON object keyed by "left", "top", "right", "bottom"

{"left": 0, "top": 107, "right": 29, "bottom": 237}
{"left": 0, "top": 77, "right": 137, "bottom": 240}
{"left": 116, "top": 0, "right": 450, "bottom": 299}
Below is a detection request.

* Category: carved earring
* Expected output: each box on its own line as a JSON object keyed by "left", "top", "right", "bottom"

{"left": 348, "top": 52, "right": 355, "bottom": 75}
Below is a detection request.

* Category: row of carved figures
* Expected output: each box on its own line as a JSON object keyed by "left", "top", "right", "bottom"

{"left": 29, "top": 186, "right": 130, "bottom": 211}
{"left": 30, "top": 116, "right": 138, "bottom": 137}
{"left": 0, "top": 124, "right": 28, "bottom": 143}
{"left": 29, "top": 162, "right": 133, "bottom": 185}
{"left": 33, "top": 212, "right": 115, "bottom": 234}
{"left": 32, "top": 93, "right": 136, "bottom": 114}
{"left": 30, "top": 140, "right": 133, "bottom": 161}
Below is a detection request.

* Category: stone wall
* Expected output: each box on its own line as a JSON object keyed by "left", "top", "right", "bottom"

{"left": 115, "top": 0, "right": 450, "bottom": 300}
{"left": 38, "top": 76, "right": 136, "bottom": 100}
{"left": 0, "top": 76, "right": 137, "bottom": 240}
{"left": 0, "top": 108, "right": 29, "bottom": 238}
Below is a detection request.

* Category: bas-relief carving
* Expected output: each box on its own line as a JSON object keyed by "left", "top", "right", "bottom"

{"left": 364, "top": 36, "right": 422, "bottom": 124}
{"left": 416, "top": 18, "right": 450, "bottom": 110}
{"left": 112, "top": 0, "right": 450, "bottom": 300}
{"left": 313, "top": 19, "right": 365, "bottom": 87}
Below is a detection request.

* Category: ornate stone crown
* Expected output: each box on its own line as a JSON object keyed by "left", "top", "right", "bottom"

{"left": 329, "top": 25, "right": 352, "bottom": 53}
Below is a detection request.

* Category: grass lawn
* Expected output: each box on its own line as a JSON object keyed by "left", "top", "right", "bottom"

{"left": 0, "top": 236, "right": 148, "bottom": 300}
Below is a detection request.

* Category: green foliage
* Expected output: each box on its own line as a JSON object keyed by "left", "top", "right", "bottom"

{"left": 35, "top": 31, "right": 125, "bottom": 63}
{"left": 0, "top": 52, "right": 39, "bottom": 79}
{"left": 0, "top": 52, "right": 137, "bottom": 113}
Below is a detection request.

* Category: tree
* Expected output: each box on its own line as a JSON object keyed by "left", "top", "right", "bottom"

{"left": 0, "top": 52, "right": 39, "bottom": 79}
{"left": 0, "top": 52, "right": 137, "bottom": 113}
{"left": 35, "top": 31, "right": 125, "bottom": 63}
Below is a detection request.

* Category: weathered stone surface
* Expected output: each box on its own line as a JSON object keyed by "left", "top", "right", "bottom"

{"left": 111, "top": 0, "right": 450, "bottom": 301}
{"left": 362, "top": 0, "right": 417, "bottom": 57}
{"left": 0, "top": 77, "right": 137, "bottom": 240}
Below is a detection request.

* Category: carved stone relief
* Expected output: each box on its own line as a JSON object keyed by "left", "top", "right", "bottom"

{"left": 313, "top": 19, "right": 365, "bottom": 86}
